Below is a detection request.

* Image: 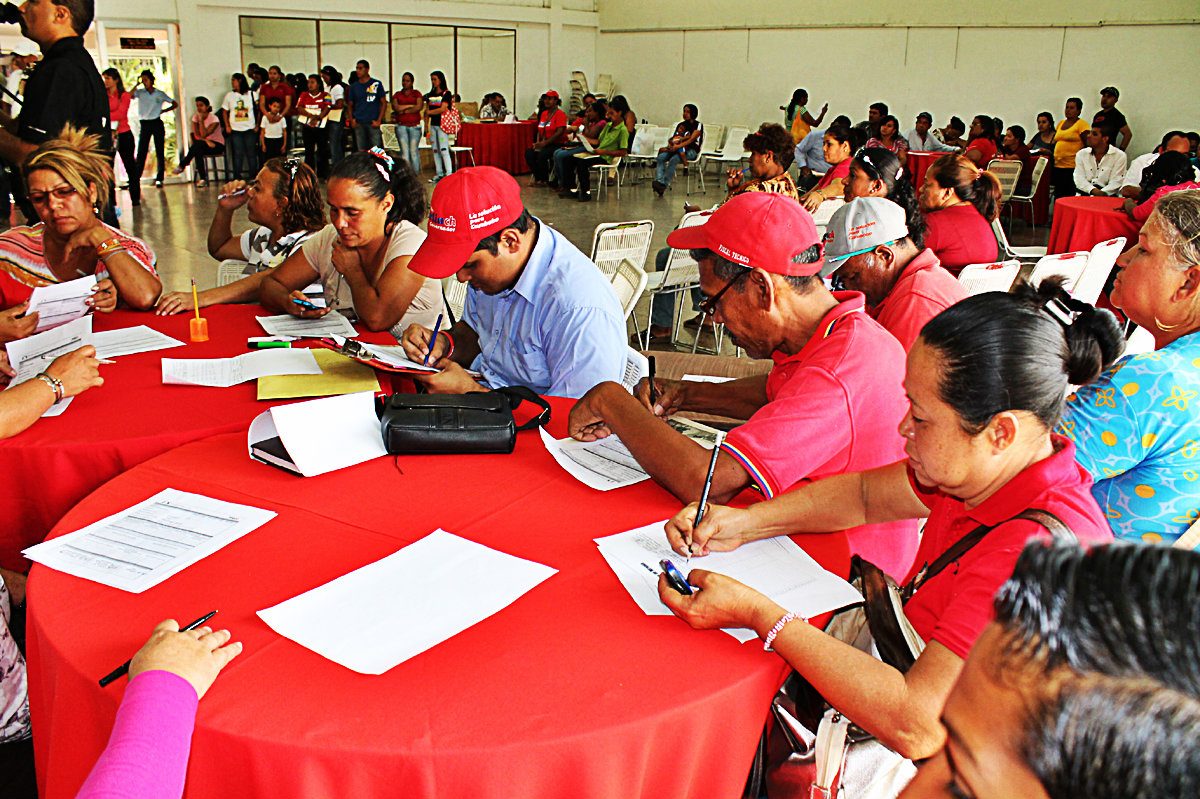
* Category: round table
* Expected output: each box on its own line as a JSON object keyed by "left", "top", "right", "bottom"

{"left": 27, "top": 403, "right": 850, "bottom": 799}
{"left": 0, "top": 304, "right": 396, "bottom": 570}
{"left": 1047, "top": 196, "right": 1142, "bottom": 254}
{"left": 455, "top": 121, "right": 537, "bottom": 174}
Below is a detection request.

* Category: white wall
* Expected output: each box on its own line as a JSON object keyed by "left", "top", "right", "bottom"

{"left": 596, "top": 22, "right": 1199, "bottom": 158}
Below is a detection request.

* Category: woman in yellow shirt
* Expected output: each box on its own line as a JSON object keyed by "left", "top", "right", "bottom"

{"left": 1052, "top": 96, "right": 1089, "bottom": 199}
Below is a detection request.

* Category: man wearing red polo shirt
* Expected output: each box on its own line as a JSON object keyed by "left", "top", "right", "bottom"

{"left": 524, "top": 90, "right": 568, "bottom": 185}
{"left": 568, "top": 192, "right": 918, "bottom": 577}
{"left": 821, "top": 197, "right": 966, "bottom": 352}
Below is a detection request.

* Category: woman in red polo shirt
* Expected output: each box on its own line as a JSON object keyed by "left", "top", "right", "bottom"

{"left": 919, "top": 154, "right": 1002, "bottom": 274}
{"left": 659, "top": 280, "right": 1119, "bottom": 784}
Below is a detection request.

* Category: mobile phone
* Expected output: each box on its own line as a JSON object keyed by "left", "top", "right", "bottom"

{"left": 660, "top": 559, "right": 694, "bottom": 595}
{"left": 292, "top": 297, "right": 319, "bottom": 310}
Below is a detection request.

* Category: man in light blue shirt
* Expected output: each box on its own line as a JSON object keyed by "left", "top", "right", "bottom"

{"left": 904, "top": 112, "right": 959, "bottom": 153}
{"left": 132, "top": 70, "right": 177, "bottom": 187}
{"left": 401, "top": 166, "right": 626, "bottom": 398}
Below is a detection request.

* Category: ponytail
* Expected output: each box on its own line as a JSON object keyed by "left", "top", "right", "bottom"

{"left": 928, "top": 154, "right": 1003, "bottom": 222}
{"left": 329, "top": 148, "right": 426, "bottom": 232}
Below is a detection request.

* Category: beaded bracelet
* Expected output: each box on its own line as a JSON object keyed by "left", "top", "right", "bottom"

{"left": 763, "top": 611, "right": 806, "bottom": 652}
{"left": 36, "top": 372, "right": 64, "bottom": 402}
{"left": 95, "top": 237, "right": 125, "bottom": 258}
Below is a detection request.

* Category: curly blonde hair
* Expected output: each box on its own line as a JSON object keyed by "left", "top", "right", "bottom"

{"left": 22, "top": 125, "right": 114, "bottom": 209}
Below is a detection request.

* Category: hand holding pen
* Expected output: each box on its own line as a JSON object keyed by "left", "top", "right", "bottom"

{"left": 686, "top": 431, "right": 725, "bottom": 561}
{"left": 217, "top": 181, "right": 249, "bottom": 208}
{"left": 423, "top": 313, "right": 444, "bottom": 367}
{"left": 100, "top": 611, "right": 237, "bottom": 694}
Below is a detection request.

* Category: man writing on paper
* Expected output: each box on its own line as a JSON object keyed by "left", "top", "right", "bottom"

{"left": 567, "top": 193, "right": 917, "bottom": 578}
{"left": 399, "top": 166, "right": 625, "bottom": 399}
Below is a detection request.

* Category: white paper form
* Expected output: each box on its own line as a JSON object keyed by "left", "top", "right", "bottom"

{"left": 23, "top": 488, "right": 276, "bottom": 593}
{"left": 247, "top": 390, "right": 387, "bottom": 477}
{"left": 539, "top": 427, "right": 650, "bottom": 491}
{"left": 26, "top": 274, "right": 97, "bottom": 331}
{"left": 3, "top": 316, "right": 93, "bottom": 416}
{"left": 256, "top": 313, "right": 358, "bottom": 338}
{"left": 257, "top": 529, "right": 557, "bottom": 674}
{"left": 596, "top": 521, "right": 863, "bottom": 642}
{"left": 682, "top": 374, "right": 736, "bottom": 384}
{"left": 162, "top": 348, "right": 321, "bottom": 387}
{"left": 356, "top": 342, "right": 438, "bottom": 372}
{"left": 93, "top": 326, "right": 185, "bottom": 359}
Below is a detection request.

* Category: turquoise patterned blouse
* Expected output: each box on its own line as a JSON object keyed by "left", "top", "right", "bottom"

{"left": 1059, "top": 332, "right": 1200, "bottom": 545}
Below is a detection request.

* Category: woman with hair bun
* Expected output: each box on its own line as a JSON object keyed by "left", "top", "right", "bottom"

{"left": 261, "top": 148, "right": 445, "bottom": 337}
{"left": 0, "top": 126, "right": 160, "bottom": 340}
{"left": 658, "top": 277, "right": 1117, "bottom": 784}
{"left": 919, "top": 154, "right": 1002, "bottom": 273}
{"left": 843, "top": 146, "right": 926, "bottom": 248}
{"left": 1060, "top": 190, "right": 1200, "bottom": 545}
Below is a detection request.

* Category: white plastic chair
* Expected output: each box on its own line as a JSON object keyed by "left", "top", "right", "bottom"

{"left": 700, "top": 126, "right": 750, "bottom": 174}
{"left": 992, "top": 217, "right": 1046, "bottom": 262}
{"left": 442, "top": 276, "right": 468, "bottom": 325}
{"left": 594, "top": 74, "right": 614, "bottom": 101}
{"left": 986, "top": 159, "right": 1023, "bottom": 204}
{"left": 623, "top": 125, "right": 669, "bottom": 183}
{"left": 1029, "top": 251, "right": 1090, "bottom": 293}
{"left": 956, "top": 260, "right": 1022, "bottom": 296}
{"left": 611, "top": 257, "right": 648, "bottom": 322}
{"left": 449, "top": 137, "right": 475, "bottom": 169}
{"left": 590, "top": 156, "right": 623, "bottom": 200}
{"left": 640, "top": 210, "right": 712, "bottom": 350}
{"left": 589, "top": 220, "right": 654, "bottom": 279}
{"left": 1071, "top": 237, "right": 1127, "bottom": 305}
{"left": 1007, "top": 156, "right": 1049, "bottom": 230}
{"left": 621, "top": 346, "right": 648, "bottom": 392}
{"left": 217, "top": 259, "right": 249, "bottom": 287}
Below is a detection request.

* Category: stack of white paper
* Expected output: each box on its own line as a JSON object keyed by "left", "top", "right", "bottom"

{"left": 23, "top": 488, "right": 277, "bottom": 593}
{"left": 258, "top": 530, "right": 557, "bottom": 674}
{"left": 93, "top": 326, "right": 185, "bottom": 359}
{"left": 247, "top": 390, "right": 387, "bottom": 477}
{"left": 162, "top": 348, "right": 321, "bottom": 387}
{"left": 3, "top": 316, "right": 93, "bottom": 416}
{"left": 256, "top": 313, "right": 358, "bottom": 338}
{"left": 356, "top": 341, "right": 439, "bottom": 372}
{"left": 595, "top": 521, "right": 862, "bottom": 642}
{"left": 26, "top": 275, "right": 97, "bottom": 331}
{"left": 540, "top": 427, "right": 649, "bottom": 491}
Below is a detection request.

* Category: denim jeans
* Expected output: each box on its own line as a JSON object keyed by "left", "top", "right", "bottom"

{"left": 353, "top": 123, "right": 383, "bottom": 151}
{"left": 650, "top": 246, "right": 702, "bottom": 328}
{"left": 397, "top": 124, "right": 422, "bottom": 175}
{"left": 226, "top": 129, "right": 257, "bottom": 180}
{"left": 328, "top": 121, "right": 345, "bottom": 168}
{"left": 430, "top": 126, "right": 452, "bottom": 178}
{"left": 655, "top": 148, "right": 697, "bottom": 187}
{"left": 551, "top": 145, "right": 584, "bottom": 185}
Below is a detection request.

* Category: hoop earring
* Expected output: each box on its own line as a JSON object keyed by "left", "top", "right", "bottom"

{"left": 1154, "top": 315, "right": 1183, "bottom": 332}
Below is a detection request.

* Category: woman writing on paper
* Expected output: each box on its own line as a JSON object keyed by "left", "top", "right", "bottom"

{"left": 658, "top": 282, "right": 1116, "bottom": 787}
{"left": 155, "top": 158, "right": 325, "bottom": 314}
{"left": 261, "top": 149, "right": 445, "bottom": 337}
{"left": 0, "top": 127, "right": 161, "bottom": 342}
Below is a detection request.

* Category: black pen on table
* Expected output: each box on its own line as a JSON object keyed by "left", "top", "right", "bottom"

{"left": 423, "top": 312, "right": 444, "bottom": 367}
{"left": 687, "top": 432, "right": 725, "bottom": 562}
{"left": 648, "top": 355, "right": 657, "bottom": 407}
{"left": 98, "top": 610, "right": 218, "bottom": 687}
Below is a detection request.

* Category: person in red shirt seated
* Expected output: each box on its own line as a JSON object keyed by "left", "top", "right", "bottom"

{"left": 659, "top": 278, "right": 1118, "bottom": 781}
{"left": 999, "top": 125, "right": 1034, "bottom": 194}
{"left": 919, "top": 154, "right": 1002, "bottom": 274}
{"left": 822, "top": 197, "right": 965, "bottom": 352}
{"left": 569, "top": 192, "right": 919, "bottom": 578}
{"left": 963, "top": 115, "right": 999, "bottom": 166}
{"left": 524, "top": 90, "right": 568, "bottom": 186}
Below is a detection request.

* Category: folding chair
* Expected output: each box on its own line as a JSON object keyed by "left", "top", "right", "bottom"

{"left": 992, "top": 217, "right": 1046, "bottom": 262}
{"left": 590, "top": 156, "right": 623, "bottom": 200}
{"left": 442, "top": 276, "right": 468, "bottom": 325}
{"left": 1071, "top": 237, "right": 1127, "bottom": 305}
{"left": 611, "top": 258, "right": 649, "bottom": 343}
{"left": 589, "top": 220, "right": 654, "bottom": 280}
{"left": 621, "top": 346, "right": 649, "bottom": 392}
{"left": 1007, "top": 156, "right": 1049, "bottom": 230}
{"left": 986, "top": 159, "right": 1023, "bottom": 204}
{"left": 1029, "top": 251, "right": 1090, "bottom": 293}
{"left": 639, "top": 210, "right": 715, "bottom": 351}
{"left": 956, "top": 260, "right": 1022, "bottom": 296}
{"left": 217, "top": 259, "right": 250, "bottom": 287}
{"left": 699, "top": 126, "right": 749, "bottom": 175}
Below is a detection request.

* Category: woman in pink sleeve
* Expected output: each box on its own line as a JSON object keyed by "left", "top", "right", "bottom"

{"left": 1125, "top": 151, "right": 1199, "bottom": 222}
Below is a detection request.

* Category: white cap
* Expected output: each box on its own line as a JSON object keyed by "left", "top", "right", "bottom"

{"left": 819, "top": 197, "right": 909, "bottom": 277}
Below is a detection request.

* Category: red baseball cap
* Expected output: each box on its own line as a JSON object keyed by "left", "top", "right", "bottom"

{"left": 544, "top": 90, "right": 560, "bottom": 99}
{"left": 666, "top": 192, "right": 825, "bottom": 276}
{"left": 408, "top": 166, "right": 525, "bottom": 279}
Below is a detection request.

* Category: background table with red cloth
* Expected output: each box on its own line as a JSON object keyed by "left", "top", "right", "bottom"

{"left": 0, "top": 305, "right": 397, "bottom": 570}
{"left": 27, "top": 402, "right": 850, "bottom": 799}
{"left": 1047, "top": 196, "right": 1141, "bottom": 254}
{"left": 906, "top": 151, "right": 944, "bottom": 192}
{"left": 454, "top": 120, "right": 536, "bottom": 174}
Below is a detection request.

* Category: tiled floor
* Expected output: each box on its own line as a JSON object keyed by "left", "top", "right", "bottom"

{"left": 117, "top": 165, "right": 1051, "bottom": 354}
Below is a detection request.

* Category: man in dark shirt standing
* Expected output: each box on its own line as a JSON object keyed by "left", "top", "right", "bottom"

{"left": 1093, "top": 86, "right": 1132, "bottom": 151}
{"left": 0, "top": 0, "right": 112, "bottom": 221}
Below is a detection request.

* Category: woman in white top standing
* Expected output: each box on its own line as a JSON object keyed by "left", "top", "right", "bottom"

{"left": 220, "top": 73, "right": 258, "bottom": 180}
{"left": 321, "top": 66, "right": 347, "bottom": 170}
{"left": 261, "top": 149, "right": 445, "bottom": 338}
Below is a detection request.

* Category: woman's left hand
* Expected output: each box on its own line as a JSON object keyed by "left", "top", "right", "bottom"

{"left": 800, "top": 191, "right": 824, "bottom": 213}
{"left": 657, "top": 569, "right": 777, "bottom": 632}
{"left": 87, "top": 278, "right": 117, "bottom": 312}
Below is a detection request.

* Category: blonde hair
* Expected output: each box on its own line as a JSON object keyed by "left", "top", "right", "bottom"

{"left": 22, "top": 125, "right": 113, "bottom": 209}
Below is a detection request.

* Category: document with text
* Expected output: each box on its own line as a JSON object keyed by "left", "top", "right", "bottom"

{"left": 256, "top": 313, "right": 358, "bottom": 338}
{"left": 26, "top": 274, "right": 97, "bottom": 331}
{"left": 93, "top": 325, "right": 185, "bottom": 359}
{"left": 3, "top": 316, "right": 93, "bottom": 416}
{"left": 162, "top": 348, "right": 321, "bottom": 387}
{"left": 540, "top": 427, "right": 650, "bottom": 491}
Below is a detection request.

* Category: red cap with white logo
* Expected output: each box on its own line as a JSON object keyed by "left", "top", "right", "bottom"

{"left": 665, "top": 192, "right": 825, "bottom": 277}
{"left": 408, "top": 166, "right": 526, "bottom": 279}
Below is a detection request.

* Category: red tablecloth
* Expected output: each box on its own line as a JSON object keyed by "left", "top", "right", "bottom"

{"left": 906, "top": 151, "right": 944, "bottom": 191}
{"left": 455, "top": 121, "right": 536, "bottom": 174}
{"left": 1047, "top": 196, "right": 1142, "bottom": 254}
{"left": 0, "top": 305, "right": 396, "bottom": 570}
{"left": 27, "top": 401, "right": 850, "bottom": 799}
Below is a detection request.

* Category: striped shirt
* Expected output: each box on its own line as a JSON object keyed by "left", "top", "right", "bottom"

{"left": 0, "top": 222, "right": 156, "bottom": 307}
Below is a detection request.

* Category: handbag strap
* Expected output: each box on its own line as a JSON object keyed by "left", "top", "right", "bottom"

{"left": 900, "top": 508, "right": 1076, "bottom": 602}
{"left": 492, "top": 386, "right": 552, "bottom": 431}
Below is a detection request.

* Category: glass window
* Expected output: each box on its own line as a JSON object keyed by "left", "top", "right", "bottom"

{"left": 319, "top": 21, "right": 390, "bottom": 93}
{"left": 239, "top": 17, "right": 318, "bottom": 75}
{"left": 389, "top": 25, "right": 455, "bottom": 104}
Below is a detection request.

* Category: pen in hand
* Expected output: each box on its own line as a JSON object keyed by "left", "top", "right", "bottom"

{"left": 648, "top": 356, "right": 657, "bottom": 408}
{"left": 99, "top": 610, "right": 218, "bottom": 687}
{"left": 688, "top": 432, "right": 725, "bottom": 562}
{"left": 424, "top": 313, "right": 444, "bottom": 367}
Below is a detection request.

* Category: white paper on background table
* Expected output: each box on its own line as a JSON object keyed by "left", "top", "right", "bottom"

{"left": 247, "top": 390, "right": 387, "bottom": 477}
{"left": 682, "top": 374, "right": 736, "bottom": 384}
{"left": 25, "top": 274, "right": 97, "bottom": 332}
{"left": 540, "top": 427, "right": 650, "bottom": 490}
{"left": 257, "top": 529, "right": 557, "bottom": 674}
{"left": 22, "top": 488, "right": 276, "bottom": 593}
{"left": 161, "top": 348, "right": 321, "bottom": 387}
{"left": 93, "top": 326, "right": 185, "bottom": 359}
{"left": 3, "top": 315, "right": 92, "bottom": 416}
{"left": 595, "top": 521, "right": 863, "bottom": 642}
{"left": 256, "top": 313, "right": 358, "bottom": 338}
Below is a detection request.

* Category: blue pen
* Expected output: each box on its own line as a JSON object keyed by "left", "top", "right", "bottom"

{"left": 424, "top": 312, "right": 444, "bottom": 367}
{"left": 292, "top": 297, "right": 319, "bottom": 311}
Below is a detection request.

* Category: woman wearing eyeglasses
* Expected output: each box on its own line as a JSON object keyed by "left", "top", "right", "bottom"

{"left": 261, "top": 149, "right": 445, "bottom": 337}
{"left": 0, "top": 127, "right": 160, "bottom": 342}
{"left": 155, "top": 158, "right": 326, "bottom": 315}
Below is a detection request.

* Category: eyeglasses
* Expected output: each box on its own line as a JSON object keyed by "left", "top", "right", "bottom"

{"left": 28, "top": 185, "right": 78, "bottom": 205}
{"left": 697, "top": 269, "right": 749, "bottom": 317}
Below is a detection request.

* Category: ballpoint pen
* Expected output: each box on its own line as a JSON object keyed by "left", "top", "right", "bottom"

{"left": 424, "top": 313, "right": 443, "bottom": 367}
{"left": 688, "top": 431, "right": 725, "bottom": 562}
{"left": 217, "top": 187, "right": 248, "bottom": 200}
{"left": 99, "top": 610, "right": 218, "bottom": 687}
{"left": 648, "top": 356, "right": 657, "bottom": 408}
